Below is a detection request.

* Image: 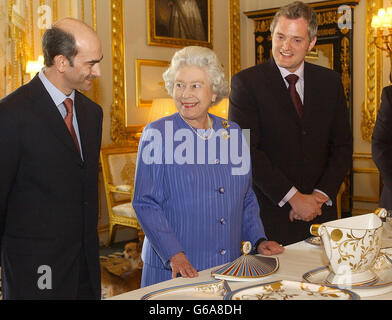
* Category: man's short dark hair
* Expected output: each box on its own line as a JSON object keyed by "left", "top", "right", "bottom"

{"left": 42, "top": 27, "right": 78, "bottom": 67}
{"left": 270, "top": 1, "right": 318, "bottom": 41}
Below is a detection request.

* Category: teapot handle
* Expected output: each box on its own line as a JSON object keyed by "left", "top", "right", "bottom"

{"left": 375, "top": 208, "right": 387, "bottom": 219}
{"left": 310, "top": 224, "right": 321, "bottom": 237}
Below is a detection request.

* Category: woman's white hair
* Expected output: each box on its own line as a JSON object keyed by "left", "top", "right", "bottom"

{"left": 163, "top": 46, "right": 229, "bottom": 105}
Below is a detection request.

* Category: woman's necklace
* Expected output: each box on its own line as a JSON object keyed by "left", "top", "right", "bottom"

{"left": 179, "top": 114, "right": 214, "bottom": 140}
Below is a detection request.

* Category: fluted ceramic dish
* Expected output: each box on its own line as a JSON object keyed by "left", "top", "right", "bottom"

{"left": 303, "top": 248, "right": 392, "bottom": 297}
{"left": 224, "top": 280, "right": 359, "bottom": 300}
{"left": 140, "top": 279, "right": 231, "bottom": 300}
{"left": 211, "top": 241, "right": 279, "bottom": 281}
{"left": 212, "top": 255, "right": 279, "bottom": 281}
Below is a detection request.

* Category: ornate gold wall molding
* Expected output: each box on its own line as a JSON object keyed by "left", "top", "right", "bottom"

{"left": 91, "top": 0, "right": 96, "bottom": 31}
{"left": 341, "top": 36, "right": 350, "bottom": 99}
{"left": 110, "top": 0, "right": 131, "bottom": 143}
{"left": 229, "top": 0, "right": 240, "bottom": 79}
{"left": 361, "top": 0, "right": 383, "bottom": 142}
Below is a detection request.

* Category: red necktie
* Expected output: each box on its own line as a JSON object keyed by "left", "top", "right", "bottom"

{"left": 285, "top": 74, "right": 303, "bottom": 118}
{"left": 63, "top": 98, "right": 81, "bottom": 154}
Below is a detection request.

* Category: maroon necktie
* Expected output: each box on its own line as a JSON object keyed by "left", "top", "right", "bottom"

{"left": 285, "top": 74, "right": 303, "bottom": 118}
{"left": 63, "top": 98, "right": 81, "bottom": 154}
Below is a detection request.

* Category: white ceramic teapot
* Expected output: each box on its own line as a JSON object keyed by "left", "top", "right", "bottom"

{"left": 310, "top": 208, "right": 387, "bottom": 285}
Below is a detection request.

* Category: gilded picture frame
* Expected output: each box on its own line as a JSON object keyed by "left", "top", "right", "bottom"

{"left": 147, "top": 0, "right": 212, "bottom": 48}
{"left": 135, "top": 59, "right": 170, "bottom": 108}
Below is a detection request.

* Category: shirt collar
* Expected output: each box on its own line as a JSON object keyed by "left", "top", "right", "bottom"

{"left": 38, "top": 68, "right": 75, "bottom": 106}
{"left": 277, "top": 61, "right": 304, "bottom": 82}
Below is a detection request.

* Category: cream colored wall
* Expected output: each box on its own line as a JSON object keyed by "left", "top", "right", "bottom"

{"left": 95, "top": 0, "right": 230, "bottom": 147}
{"left": 96, "top": 0, "right": 113, "bottom": 147}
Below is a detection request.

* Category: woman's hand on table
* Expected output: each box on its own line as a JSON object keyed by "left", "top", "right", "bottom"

{"left": 169, "top": 251, "right": 199, "bottom": 279}
{"left": 257, "top": 240, "right": 285, "bottom": 255}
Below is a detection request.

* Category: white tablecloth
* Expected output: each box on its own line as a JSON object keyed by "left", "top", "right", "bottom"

{"left": 109, "top": 227, "right": 392, "bottom": 300}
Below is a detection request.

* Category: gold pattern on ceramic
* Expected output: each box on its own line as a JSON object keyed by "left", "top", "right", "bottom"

{"left": 315, "top": 213, "right": 384, "bottom": 285}
{"left": 241, "top": 241, "right": 252, "bottom": 255}
{"left": 331, "top": 229, "right": 343, "bottom": 242}
{"left": 141, "top": 279, "right": 230, "bottom": 300}
{"left": 228, "top": 280, "right": 358, "bottom": 300}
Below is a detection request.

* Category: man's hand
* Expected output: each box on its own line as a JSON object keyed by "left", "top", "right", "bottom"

{"left": 289, "top": 191, "right": 330, "bottom": 222}
{"left": 257, "top": 241, "right": 284, "bottom": 255}
{"left": 169, "top": 252, "right": 198, "bottom": 279}
{"left": 312, "top": 190, "right": 329, "bottom": 207}
{"left": 288, "top": 191, "right": 322, "bottom": 222}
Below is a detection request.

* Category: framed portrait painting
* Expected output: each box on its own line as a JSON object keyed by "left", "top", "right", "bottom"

{"left": 147, "top": 0, "right": 212, "bottom": 48}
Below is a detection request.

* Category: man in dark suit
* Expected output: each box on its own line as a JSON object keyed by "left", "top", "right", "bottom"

{"left": 229, "top": 1, "right": 352, "bottom": 245}
{"left": 372, "top": 86, "right": 392, "bottom": 210}
{"left": 0, "top": 18, "right": 103, "bottom": 299}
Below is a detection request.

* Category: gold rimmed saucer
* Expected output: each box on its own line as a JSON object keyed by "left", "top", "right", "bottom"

{"left": 224, "top": 280, "right": 359, "bottom": 300}
{"left": 302, "top": 248, "right": 392, "bottom": 297}
{"left": 140, "top": 279, "right": 231, "bottom": 300}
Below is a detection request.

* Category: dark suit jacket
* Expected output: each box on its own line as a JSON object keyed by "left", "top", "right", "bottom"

{"left": 229, "top": 58, "right": 353, "bottom": 245}
{"left": 372, "top": 86, "right": 392, "bottom": 210}
{"left": 0, "top": 75, "right": 103, "bottom": 299}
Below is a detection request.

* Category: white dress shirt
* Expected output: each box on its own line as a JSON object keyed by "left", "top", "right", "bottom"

{"left": 276, "top": 62, "right": 331, "bottom": 207}
{"left": 38, "top": 68, "right": 83, "bottom": 159}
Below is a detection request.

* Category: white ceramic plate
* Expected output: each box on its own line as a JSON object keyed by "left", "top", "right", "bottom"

{"left": 224, "top": 280, "right": 359, "bottom": 300}
{"left": 303, "top": 248, "right": 392, "bottom": 298}
{"left": 140, "top": 279, "right": 231, "bottom": 300}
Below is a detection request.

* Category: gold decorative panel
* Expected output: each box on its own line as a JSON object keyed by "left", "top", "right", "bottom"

{"left": 361, "top": 0, "right": 383, "bottom": 142}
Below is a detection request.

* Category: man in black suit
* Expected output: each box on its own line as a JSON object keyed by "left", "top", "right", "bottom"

{"left": 229, "top": 1, "right": 352, "bottom": 245}
{"left": 372, "top": 86, "right": 392, "bottom": 210}
{"left": 0, "top": 18, "right": 103, "bottom": 299}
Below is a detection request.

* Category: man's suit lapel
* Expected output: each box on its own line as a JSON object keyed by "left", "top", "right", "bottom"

{"left": 74, "top": 91, "right": 89, "bottom": 161}
{"left": 266, "top": 58, "right": 302, "bottom": 124}
{"left": 27, "top": 75, "right": 83, "bottom": 159}
{"left": 302, "top": 62, "right": 315, "bottom": 122}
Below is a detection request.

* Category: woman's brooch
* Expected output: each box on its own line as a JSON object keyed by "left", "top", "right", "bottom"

{"left": 221, "top": 120, "right": 230, "bottom": 140}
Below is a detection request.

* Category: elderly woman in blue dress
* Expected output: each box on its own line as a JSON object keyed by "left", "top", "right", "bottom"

{"left": 133, "top": 46, "right": 284, "bottom": 287}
